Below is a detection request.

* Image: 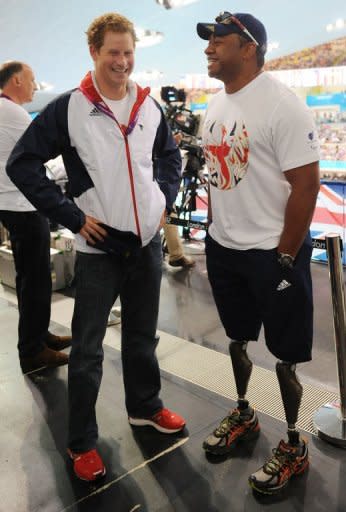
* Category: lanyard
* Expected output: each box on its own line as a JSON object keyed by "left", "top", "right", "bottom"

{"left": 0, "top": 93, "right": 14, "bottom": 102}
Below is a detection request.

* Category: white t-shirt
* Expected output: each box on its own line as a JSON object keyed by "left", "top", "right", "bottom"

{"left": 0, "top": 97, "right": 35, "bottom": 211}
{"left": 202, "top": 72, "right": 320, "bottom": 250}
{"left": 100, "top": 93, "right": 132, "bottom": 126}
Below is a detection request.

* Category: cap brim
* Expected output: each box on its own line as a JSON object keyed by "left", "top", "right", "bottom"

{"left": 196, "top": 22, "right": 239, "bottom": 40}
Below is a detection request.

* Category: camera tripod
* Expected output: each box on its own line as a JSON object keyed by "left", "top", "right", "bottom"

{"left": 176, "top": 171, "right": 208, "bottom": 239}
{"left": 161, "top": 170, "right": 208, "bottom": 258}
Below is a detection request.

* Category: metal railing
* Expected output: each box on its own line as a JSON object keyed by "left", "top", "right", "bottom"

{"left": 313, "top": 234, "right": 346, "bottom": 447}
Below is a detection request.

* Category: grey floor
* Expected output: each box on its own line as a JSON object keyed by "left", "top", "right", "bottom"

{"left": 0, "top": 247, "right": 345, "bottom": 512}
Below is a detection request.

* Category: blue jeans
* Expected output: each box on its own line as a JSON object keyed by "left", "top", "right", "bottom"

{"left": 68, "top": 233, "right": 163, "bottom": 451}
{"left": 0, "top": 211, "right": 51, "bottom": 357}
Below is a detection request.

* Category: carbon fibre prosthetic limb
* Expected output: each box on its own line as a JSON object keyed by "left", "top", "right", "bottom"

{"left": 202, "top": 341, "right": 259, "bottom": 455}
{"left": 276, "top": 361, "right": 303, "bottom": 445}
{"left": 229, "top": 341, "right": 253, "bottom": 410}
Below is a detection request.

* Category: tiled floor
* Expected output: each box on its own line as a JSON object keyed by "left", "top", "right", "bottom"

{"left": 0, "top": 249, "right": 345, "bottom": 511}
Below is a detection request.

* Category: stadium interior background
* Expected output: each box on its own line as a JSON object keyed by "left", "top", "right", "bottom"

{"left": 1, "top": 1, "right": 346, "bottom": 510}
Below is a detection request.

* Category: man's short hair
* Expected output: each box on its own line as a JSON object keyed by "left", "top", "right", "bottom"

{"left": 239, "top": 35, "right": 265, "bottom": 68}
{"left": 0, "top": 61, "right": 24, "bottom": 89}
{"left": 86, "top": 12, "right": 137, "bottom": 51}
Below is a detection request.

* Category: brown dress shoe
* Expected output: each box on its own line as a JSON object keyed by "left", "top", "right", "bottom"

{"left": 20, "top": 346, "right": 69, "bottom": 373}
{"left": 46, "top": 332, "right": 72, "bottom": 350}
{"left": 169, "top": 256, "right": 196, "bottom": 268}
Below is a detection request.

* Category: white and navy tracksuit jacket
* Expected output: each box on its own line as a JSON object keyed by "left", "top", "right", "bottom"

{"left": 6, "top": 72, "right": 182, "bottom": 252}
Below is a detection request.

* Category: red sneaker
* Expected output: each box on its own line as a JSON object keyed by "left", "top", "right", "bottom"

{"left": 67, "top": 448, "right": 106, "bottom": 481}
{"left": 129, "top": 408, "right": 186, "bottom": 433}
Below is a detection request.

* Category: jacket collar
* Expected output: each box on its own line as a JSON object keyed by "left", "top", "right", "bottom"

{"left": 79, "top": 71, "right": 150, "bottom": 135}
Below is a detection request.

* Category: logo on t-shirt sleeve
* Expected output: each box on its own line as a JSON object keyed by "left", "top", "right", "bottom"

{"left": 203, "top": 119, "right": 250, "bottom": 190}
{"left": 307, "top": 130, "right": 319, "bottom": 150}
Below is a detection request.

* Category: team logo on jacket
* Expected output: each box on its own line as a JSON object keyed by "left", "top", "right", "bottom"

{"left": 203, "top": 119, "right": 249, "bottom": 190}
{"left": 89, "top": 107, "right": 102, "bottom": 117}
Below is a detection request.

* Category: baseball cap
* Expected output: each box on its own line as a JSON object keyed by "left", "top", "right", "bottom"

{"left": 196, "top": 12, "right": 267, "bottom": 54}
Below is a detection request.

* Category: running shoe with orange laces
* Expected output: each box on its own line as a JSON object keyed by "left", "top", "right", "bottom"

{"left": 67, "top": 448, "right": 106, "bottom": 482}
{"left": 128, "top": 407, "right": 186, "bottom": 433}
{"left": 203, "top": 407, "right": 260, "bottom": 455}
{"left": 248, "top": 438, "right": 309, "bottom": 495}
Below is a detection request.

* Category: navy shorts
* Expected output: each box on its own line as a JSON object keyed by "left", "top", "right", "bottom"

{"left": 205, "top": 234, "right": 313, "bottom": 363}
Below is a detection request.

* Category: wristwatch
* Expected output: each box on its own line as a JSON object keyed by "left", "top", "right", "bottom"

{"left": 277, "top": 252, "right": 295, "bottom": 269}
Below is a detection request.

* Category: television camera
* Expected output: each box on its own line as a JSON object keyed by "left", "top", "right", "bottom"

{"left": 160, "top": 86, "right": 207, "bottom": 238}
{"left": 160, "top": 86, "right": 205, "bottom": 179}
{"left": 160, "top": 86, "right": 199, "bottom": 137}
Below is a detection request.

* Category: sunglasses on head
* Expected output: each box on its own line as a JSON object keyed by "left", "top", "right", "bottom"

{"left": 215, "top": 11, "right": 259, "bottom": 47}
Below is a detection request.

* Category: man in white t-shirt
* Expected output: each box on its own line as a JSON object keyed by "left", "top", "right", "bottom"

{"left": 196, "top": 12, "right": 320, "bottom": 495}
{"left": 0, "top": 61, "right": 70, "bottom": 372}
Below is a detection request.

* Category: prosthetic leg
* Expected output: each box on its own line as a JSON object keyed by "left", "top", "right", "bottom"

{"left": 202, "top": 340, "right": 259, "bottom": 455}
{"left": 276, "top": 361, "right": 303, "bottom": 445}
{"left": 248, "top": 363, "right": 307, "bottom": 494}
{"left": 229, "top": 341, "right": 253, "bottom": 411}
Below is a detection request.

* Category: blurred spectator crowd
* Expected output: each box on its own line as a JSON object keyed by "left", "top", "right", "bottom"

{"left": 265, "top": 37, "right": 346, "bottom": 71}
{"left": 317, "top": 122, "right": 346, "bottom": 161}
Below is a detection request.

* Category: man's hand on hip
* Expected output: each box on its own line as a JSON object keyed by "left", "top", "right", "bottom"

{"left": 79, "top": 215, "right": 107, "bottom": 245}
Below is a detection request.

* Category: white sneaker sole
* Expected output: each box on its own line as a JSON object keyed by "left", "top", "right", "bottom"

{"left": 128, "top": 417, "right": 185, "bottom": 434}
{"left": 77, "top": 468, "right": 106, "bottom": 482}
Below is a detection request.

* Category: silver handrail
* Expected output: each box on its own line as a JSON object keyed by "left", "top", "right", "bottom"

{"left": 313, "top": 234, "right": 346, "bottom": 446}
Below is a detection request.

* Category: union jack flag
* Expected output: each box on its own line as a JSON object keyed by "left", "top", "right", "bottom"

{"left": 177, "top": 180, "right": 346, "bottom": 263}
{"left": 310, "top": 182, "right": 346, "bottom": 264}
